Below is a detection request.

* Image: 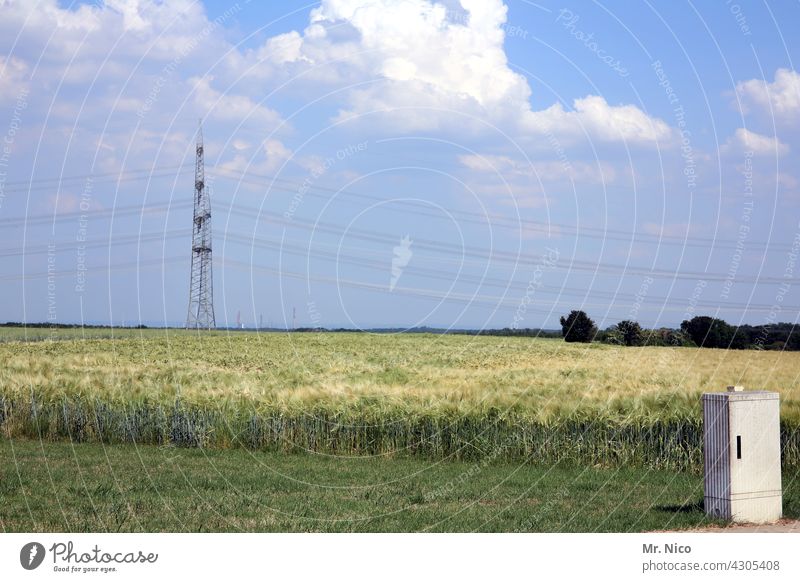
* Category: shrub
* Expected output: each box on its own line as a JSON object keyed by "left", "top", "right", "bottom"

{"left": 616, "top": 320, "right": 643, "bottom": 346}
{"left": 599, "top": 327, "right": 623, "bottom": 345}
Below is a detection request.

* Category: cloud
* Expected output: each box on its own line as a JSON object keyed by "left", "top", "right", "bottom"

{"left": 735, "top": 68, "right": 800, "bottom": 122}
{"left": 2, "top": 0, "right": 675, "bottom": 154}
{"left": 524, "top": 95, "right": 674, "bottom": 144}
{"left": 0, "top": 56, "right": 29, "bottom": 98}
{"left": 257, "top": 31, "right": 309, "bottom": 67}
{"left": 0, "top": 0, "right": 676, "bottom": 203}
{"left": 308, "top": 0, "right": 523, "bottom": 109}
{"left": 459, "top": 153, "right": 617, "bottom": 183}
{"left": 0, "top": 1, "right": 256, "bottom": 132}
{"left": 191, "top": 76, "right": 282, "bottom": 128}
{"left": 246, "top": 0, "right": 672, "bottom": 145}
{"left": 722, "top": 128, "right": 789, "bottom": 156}
{"left": 232, "top": 139, "right": 250, "bottom": 152}
{"left": 0, "top": 0, "right": 223, "bottom": 65}
{"left": 217, "top": 138, "right": 294, "bottom": 176}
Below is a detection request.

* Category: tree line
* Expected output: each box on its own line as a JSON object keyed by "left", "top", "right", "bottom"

{"left": 558, "top": 310, "right": 800, "bottom": 350}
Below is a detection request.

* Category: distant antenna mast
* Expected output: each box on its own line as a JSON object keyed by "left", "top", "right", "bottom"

{"left": 186, "top": 121, "right": 216, "bottom": 330}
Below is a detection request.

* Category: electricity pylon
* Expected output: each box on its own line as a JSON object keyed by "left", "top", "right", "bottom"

{"left": 186, "top": 122, "right": 216, "bottom": 329}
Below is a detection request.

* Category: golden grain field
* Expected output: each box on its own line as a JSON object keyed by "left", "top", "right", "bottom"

{"left": 1, "top": 330, "right": 799, "bottom": 468}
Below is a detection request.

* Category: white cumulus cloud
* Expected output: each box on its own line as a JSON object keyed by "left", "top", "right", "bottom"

{"left": 246, "top": 0, "right": 672, "bottom": 145}
{"left": 722, "top": 128, "right": 789, "bottom": 156}
{"left": 736, "top": 68, "right": 800, "bottom": 122}
{"left": 525, "top": 95, "right": 673, "bottom": 144}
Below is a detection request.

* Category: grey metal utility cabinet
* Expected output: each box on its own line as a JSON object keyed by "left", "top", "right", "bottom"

{"left": 702, "top": 386, "right": 782, "bottom": 523}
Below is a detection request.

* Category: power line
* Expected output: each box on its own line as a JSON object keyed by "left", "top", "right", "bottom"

{"left": 0, "top": 229, "right": 190, "bottom": 258}
{"left": 215, "top": 256, "right": 792, "bottom": 319}
{"left": 211, "top": 166, "right": 795, "bottom": 254}
{"left": 4, "top": 190, "right": 796, "bottom": 291}
{"left": 0, "top": 200, "right": 192, "bottom": 228}
{"left": 216, "top": 231, "right": 800, "bottom": 312}
{"left": 4, "top": 196, "right": 794, "bottom": 292}
{"left": 212, "top": 201, "right": 799, "bottom": 286}
{"left": 4, "top": 233, "right": 793, "bottom": 321}
{"left": 1, "top": 220, "right": 794, "bottom": 313}
{"left": 0, "top": 256, "right": 185, "bottom": 282}
{"left": 0, "top": 169, "right": 194, "bottom": 196}
{"left": 3, "top": 162, "right": 795, "bottom": 254}
{"left": 5, "top": 248, "right": 789, "bottom": 323}
{"left": 0, "top": 163, "right": 193, "bottom": 189}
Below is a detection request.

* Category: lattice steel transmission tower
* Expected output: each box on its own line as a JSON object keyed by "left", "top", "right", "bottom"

{"left": 186, "top": 122, "right": 216, "bottom": 329}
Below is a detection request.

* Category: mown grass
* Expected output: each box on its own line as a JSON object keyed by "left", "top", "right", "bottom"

{"left": 9, "top": 438, "right": 795, "bottom": 532}
{"left": 1, "top": 330, "right": 799, "bottom": 469}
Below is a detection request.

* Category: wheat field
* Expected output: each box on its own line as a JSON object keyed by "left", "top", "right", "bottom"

{"left": 2, "top": 329, "right": 799, "bottom": 469}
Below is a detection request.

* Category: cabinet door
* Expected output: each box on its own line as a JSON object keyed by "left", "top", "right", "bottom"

{"left": 729, "top": 398, "right": 781, "bottom": 496}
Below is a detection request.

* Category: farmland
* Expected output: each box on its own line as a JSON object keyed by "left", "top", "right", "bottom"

{"left": 2, "top": 329, "right": 800, "bottom": 471}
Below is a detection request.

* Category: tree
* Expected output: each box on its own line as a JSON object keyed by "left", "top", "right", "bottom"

{"left": 616, "top": 320, "right": 643, "bottom": 346}
{"left": 680, "top": 316, "right": 734, "bottom": 348}
{"left": 559, "top": 310, "right": 596, "bottom": 343}
{"left": 788, "top": 328, "right": 800, "bottom": 351}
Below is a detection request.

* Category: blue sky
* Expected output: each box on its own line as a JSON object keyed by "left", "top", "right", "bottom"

{"left": 1, "top": 0, "right": 798, "bottom": 330}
